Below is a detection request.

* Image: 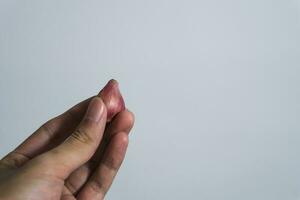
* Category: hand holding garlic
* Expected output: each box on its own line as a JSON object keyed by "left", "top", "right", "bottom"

{"left": 0, "top": 79, "right": 134, "bottom": 200}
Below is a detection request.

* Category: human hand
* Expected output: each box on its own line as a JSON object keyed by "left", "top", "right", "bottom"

{"left": 0, "top": 80, "right": 134, "bottom": 200}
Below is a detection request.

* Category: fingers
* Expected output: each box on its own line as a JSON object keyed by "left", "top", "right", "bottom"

{"left": 0, "top": 97, "right": 92, "bottom": 169}
{"left": 1, "top": 79, "right": 124, "bottom": 170}
{"left": 64, "top": 109, "right": 134, "bottom": 195}
{"left": 34, "top": 97, "right": 107, "bottom": 179}
{"left": 1, "top": 79, "right": 125, "bottom": 171}
{"left": 77, "top": 132, "right": 129, "bottom": 200}
{"left": 90, "top": 110, "right": 135, "bottom": 165}
{"left": 105, "top": 109, "right": 135, "bottom": 139}
{"left": 18, "top": 97, "right": 92, "bottom": 157}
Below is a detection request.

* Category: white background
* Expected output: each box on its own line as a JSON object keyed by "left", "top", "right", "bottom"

{"left": 1, "top": 1, "right": 300, "bottom": 199}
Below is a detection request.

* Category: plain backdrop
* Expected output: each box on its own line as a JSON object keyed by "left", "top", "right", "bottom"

{"left": 1, "top": 1, "right": 300, "bottom": 199}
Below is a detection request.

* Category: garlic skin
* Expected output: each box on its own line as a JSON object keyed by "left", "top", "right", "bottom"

{"left": 99, "top": 79, "right": 125, "bottom": 122}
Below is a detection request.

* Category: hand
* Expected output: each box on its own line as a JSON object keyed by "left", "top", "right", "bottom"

{"left": 0, "top": 80, "right": 134, "bottom": 200}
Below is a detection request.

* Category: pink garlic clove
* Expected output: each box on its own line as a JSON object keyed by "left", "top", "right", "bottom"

{"left": 98, "top": 79, "right": 125, "bottom": 122}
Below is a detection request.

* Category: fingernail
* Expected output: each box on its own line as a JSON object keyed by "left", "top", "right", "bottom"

{"left": 84, "top": 97, "right": 105, "bottom": 122}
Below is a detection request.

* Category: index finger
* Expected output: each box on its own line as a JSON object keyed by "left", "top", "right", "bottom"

{"left": 1, "top": 97, "right": 92, "bottom": 169}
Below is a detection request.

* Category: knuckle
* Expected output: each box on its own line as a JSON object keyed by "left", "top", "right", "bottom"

{"left": 39, "top": 121, "right": 56, "bottom": 138}
{"left": 89, "top": 178, "right": 106, "bottom": 195}
{"left": 0, "top": 152, "right": 30, "bottom": 169}
{"left": 102, "top": 156, "right": 121, "bottom": 172}
{"left": 70, "top": 128, "right": 93, "bottom": 145}
{"left": 65, "top": 180, "right": 77, "bottom": 194}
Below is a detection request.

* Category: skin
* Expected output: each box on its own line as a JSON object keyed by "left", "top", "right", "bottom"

{"left": 0, "top": 86, "right": 134, "bottom": 200}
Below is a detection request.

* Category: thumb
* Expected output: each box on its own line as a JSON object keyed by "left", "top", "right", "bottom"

{"left": 34, "top": 97, "right": 107, "bottom": 179}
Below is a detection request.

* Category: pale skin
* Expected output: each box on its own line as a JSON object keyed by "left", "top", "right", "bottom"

{"left": 0, "top": 94, "right": 134, "bottom": 199}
